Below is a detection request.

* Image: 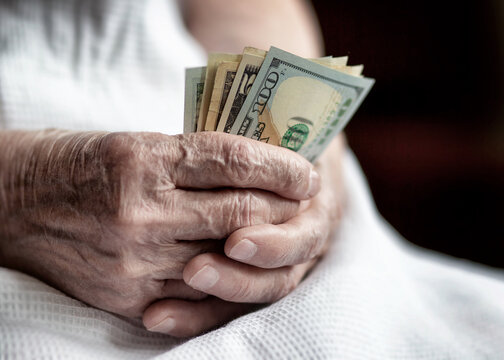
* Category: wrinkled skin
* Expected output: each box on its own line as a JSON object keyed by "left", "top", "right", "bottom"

{"left": 0, "top": 0, "right": 345, "bottom": 340}
{"left": 143, "top": 134, "right": 345, "bottom": 337}
{"left": 0, "top": 130, "right": 324, "bottom": 318}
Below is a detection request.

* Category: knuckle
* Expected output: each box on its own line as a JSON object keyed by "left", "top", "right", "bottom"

{"left": 115, "top": 256, "right": 144, "bottom": 280}
{"left": 266, "top": 197, "right": 297, "bottom": 225}
{"left": 282, "top": 199, "right": 301, "bottom": 220}
{"left": 101, "top": 133, "right": 178, "bottom": 223}
{"left": 230, "top": 191, "right": 267, "bottom": 228}
{"left": 171, "top": 133, "right": 194, "bottom": 173}
{"left": 273, "top": 245, "right": 292, "bottom": 267}
{"left": 286, "top": 161, "right": 309, "bottom": 189}
{"left": 62, "top": 132, "right": 135, "bottom": 219}
{"left": 223, "top": 139, "right": 258, "bottom": 183}
{"left": 228, "top": 191, "right": 252, "bottom": 228}
{"left": 172, "top": 133, "right": 221, "bottom": 185}
{"left": 278, "top": 157, "right": 308, "bottom": 191}
{"left": 99, "top": 133, "right": 143, "bottom": 216}
{"left": 292, "top": 164, "right": 308, "bottom": 188}
{"left": 266, "top": 232, "right": 292, "bottom": 267}
{"left": 100, "top": 132, "right": 140, "bottom": 168}
{"left": 226, "top": 279, "right": 254, "bottom": 302}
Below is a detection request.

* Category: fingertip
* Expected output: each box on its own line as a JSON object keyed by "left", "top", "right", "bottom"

{"left": 143, "top": 300, "right": 200, "bottom": 338}
{"left": 145, "top": 315, "right": 176, "bottom": 334}
{"left": 144, "top": 297, "right": 253, "bottom": 338}
{"left": 225, "top": 225, "right": 284, "bottom": 268}
{"left": 183, "top": 253, "right": 210, "bottom": 283}
{"left": 143, "top": 302, "right": 176, "bottom": 334}
{"left": 183, "top": 253, "right": 222, "bottom": 292}
{"left": 227, "top": 238, "right": 258, "bottom": 262}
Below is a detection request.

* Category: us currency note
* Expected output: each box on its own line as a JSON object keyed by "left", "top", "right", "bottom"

{"left": 204, "top": 61, "right": 239, "bottom": 131}
{"left": 182, "top": 55, "right": 355, "bottom": 135}
{"left": 230, "top": 47, "right": 375, "bottom": 162}
{"left": 184, "top": 66, "right": 206, "bottom": 134}
{"left": 216, "top": 49, "right": 352, "bottom": 134}
{"left": 216, "top": 47, "right": 267, "bottom": 133}
{"left": 197, "top": 53, "right": 242, "bottom": 132}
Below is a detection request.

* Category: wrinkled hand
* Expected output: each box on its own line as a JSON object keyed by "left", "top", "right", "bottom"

{"left": 0, "top": 130, "right": 320, "bottom": 317}
{"left": 143, "top": 135, "right": 345, "bottom": 337}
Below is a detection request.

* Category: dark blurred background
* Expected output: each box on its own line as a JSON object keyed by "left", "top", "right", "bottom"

{"left": 312, "top": 0, "right": 504, "bottom": 268}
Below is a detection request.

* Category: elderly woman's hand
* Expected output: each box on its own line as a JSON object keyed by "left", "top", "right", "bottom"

{"left": 0, "top": 130, "right": 320, "bottom": 317}
{"left": 143, "top": 135, "right": 345, "bottom": 337}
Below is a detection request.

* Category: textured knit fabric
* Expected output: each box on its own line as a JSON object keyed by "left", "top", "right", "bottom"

{"left": 1, "top": 1, "right": 504, "bottom": 359}
{"left": 0, "top": 0, "right": 205, "bottom": 133}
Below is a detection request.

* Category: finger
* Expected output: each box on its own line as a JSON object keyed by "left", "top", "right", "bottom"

{"left": 224, "top": 204, "right": 337, "bottom": 268}
{"left": 143, "top": 297, "right": 253, "bottom": 338}
{"left": 173, "top": 132, "right": 321, "bottom": 200}
{"left": 164, "top": 189, "right": 300, "bottom": 240}
{"left": 183, "top": 253, "right": 315, "bottom": 303}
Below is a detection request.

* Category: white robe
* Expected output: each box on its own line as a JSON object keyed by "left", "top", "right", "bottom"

{"left": 1, "top": 1, "right": 503, "bottom": 358}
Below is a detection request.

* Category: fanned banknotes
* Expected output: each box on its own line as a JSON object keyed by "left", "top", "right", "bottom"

{"left": 184, "top": 46, "right": 374, "bottom": 162}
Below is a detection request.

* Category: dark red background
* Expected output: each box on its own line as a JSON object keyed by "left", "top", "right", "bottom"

{"left": 312, "top": 0, "right": 504, "bottom": 268}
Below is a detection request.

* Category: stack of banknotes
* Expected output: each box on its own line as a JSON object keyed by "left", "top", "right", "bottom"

{"left": 184, "top": 46, "right": 374, "bottom": 162}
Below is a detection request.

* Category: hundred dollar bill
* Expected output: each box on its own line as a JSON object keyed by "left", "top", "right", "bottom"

{"left": 216, "top": 49, "right": 351, "bottom": 133}
{"left": 216, "top": 47, "right": 267, "bottom": 133}
{"left": 185, "top": 54, "right": 360, "bottom": 135}
{"left": 230, "top": 46, "right": 375, "bottom": 162}
{"left": 197, "top": 53, "right": 242, "bottom": 132}
{"left": 204, "top": 61, "right": 239, "bottom": 131}
{"left": 183, "top": 66, "right": 206, "bottom": 134}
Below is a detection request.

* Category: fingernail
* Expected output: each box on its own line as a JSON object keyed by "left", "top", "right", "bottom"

{"left": 307, "top": 169, "right": 321, "bottom": 197}
{"left": 188, "top": 265, "right": 219, "bottom": 291}
{"left": 229, "top": 239, "right": 258, "bottom": 261}
{"left": 147, "top": 316, "right": 176, "bottom": 333}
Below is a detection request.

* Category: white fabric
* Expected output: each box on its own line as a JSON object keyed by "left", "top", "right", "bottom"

{"left": 0, "top": 0, "right": 206, "bottom": 133}
{"left": 1, "top": 1, "right": 504, "bottom": 359}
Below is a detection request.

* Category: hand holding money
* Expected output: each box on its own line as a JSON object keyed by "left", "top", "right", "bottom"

{"left": 0, "top": 129, "right": 320, "bottom": 335}
{"left": 141, "top": 47, "right": 374, "bottom": 337}
{"left": 185, "top": 46, "right": 374, "bottom": 162}
{"left": 143, "top": 133, "right": 347, "bottom": 337}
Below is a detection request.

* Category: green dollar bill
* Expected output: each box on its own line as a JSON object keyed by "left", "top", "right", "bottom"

{"left": 205, "top": 61, "right": 239, "bottom": 131}
{"left": 216, "top": 47, "right": 267, "bottom": 133}
{"left": 230, "top": 47, "right": 374, "bottom": 162}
